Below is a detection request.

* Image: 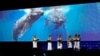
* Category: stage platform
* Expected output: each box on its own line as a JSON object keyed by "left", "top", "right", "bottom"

{"left": 0, "top": 41, "right": 100, "bottom": 56}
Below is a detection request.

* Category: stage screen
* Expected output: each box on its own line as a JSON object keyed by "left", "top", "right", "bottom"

{"left": 0, "top": 2, "right": 100, "bottom": 41}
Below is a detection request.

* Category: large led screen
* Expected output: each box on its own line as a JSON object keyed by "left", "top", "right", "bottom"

{"left": 0, "top": 2, "right": 100, "bottom": 41}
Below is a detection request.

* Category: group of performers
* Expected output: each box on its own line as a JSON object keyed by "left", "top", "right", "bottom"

{"left": 32, "top": 34, "right": 80, "bottom": 51}
{"left": 67, "top": 34, "right": 80, "bottom": 51}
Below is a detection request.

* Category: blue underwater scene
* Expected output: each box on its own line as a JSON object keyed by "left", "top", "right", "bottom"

{"left": 0, "top": 2, "right": 100, "bottom": 41}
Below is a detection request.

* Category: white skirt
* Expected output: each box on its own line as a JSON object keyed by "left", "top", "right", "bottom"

{"left": 57, "top": 42, "right": 62, "bottom": 49}
{"left": 68, "top": 42, "right": 72, "bottom": 48}
{"left": 33, "top": 41, "right": 37, "bottom": 48}
{"left": 47, "top": 42, "right": 52, "bottom": 51}
{"left": 74, "top": 41, "right": 80, "bottom": 49}
{"left": 77, "top": 41, "right": 80, "bottom": 49}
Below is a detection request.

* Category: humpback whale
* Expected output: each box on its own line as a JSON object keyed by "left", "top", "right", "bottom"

{"left": 45, "top": 7, "right": 66, "bottom": 29}
{"left": 13, "top": 8, "right": 44, "bottom": 41}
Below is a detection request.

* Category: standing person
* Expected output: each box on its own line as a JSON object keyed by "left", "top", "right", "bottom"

{"left": 32, "top": 35, "right": 39, "bottom": 56}
{"left": 73, "top": 34, "right": 80, "bottom": 51}
{"left": 67, "top": 35, "right": 73, "bottom": 48}
{"left": 32, "top": 35, "right": 39, "bottom": 48}
{"left": 73, "top": 34, "right": 77, "bottom": 50}
{"left": 57, "top": 35, "right": 63, "bottom": 50}
{"left": 47, "top": 35, "right": 52, "bottom": 51}
{"left": 76, "top": 34, "right": 80, "bottom": 51}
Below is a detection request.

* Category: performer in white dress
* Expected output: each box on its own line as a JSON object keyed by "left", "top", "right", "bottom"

{"left": 32, "top": 35, "right": 39, "bottom": 48}
{"left": 76, "top": 34, "right": 80, "bottom": 50}
{"left": 73, "top": 34, "right": 77, "bottom": 50}
{"left": 47, "top": 35, "right": 52, "bottom": 51}
{"left": 67, "top": 35, "right": 73, "bottom": 48}
{"left": 57, "top": 35, "right": 63, "bottom": 50}
{"left": 73, "top": 34, "right": 80, "bottom": 51}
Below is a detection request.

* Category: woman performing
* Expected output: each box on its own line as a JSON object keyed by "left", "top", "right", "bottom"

{"left": 57, "top": 35, "right": 63, "bottom": 50}
{"left": 47, "top": 35, "right": 52, "bottom": 51}
{"left": 32, "top": 35, "right": 39, "bottom": 48}
{"left": 73, "top": 34, "right": 80, "bottom": 51}
{"left": 67, "top": 35, "right": 73, "bottom": 48}
{"left": 76, "top": 34, "right": 80, "bottom": 50}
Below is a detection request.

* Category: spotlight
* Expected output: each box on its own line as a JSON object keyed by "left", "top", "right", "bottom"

{"left": 43, "top": 53, "right": 46, "bottom": 56}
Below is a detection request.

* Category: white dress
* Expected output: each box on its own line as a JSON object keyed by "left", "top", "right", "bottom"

{"left": 77, "top": 41, "right": 80, "bottom": 50}
{"left": 47, "top": 42, "right": 52, "bottom": 51}
{"left": 74, "top": 41, "right": 77, "bottom": 49}
{"left": 74, "top": 41, "right": 80, "bottom": 50}
{"left": 68, "top": 42, "right": 72, "bottom": 48}
{"left": 57, "top": 42, "right": 62, "bottom": 49}
{"left": 33, "top": 41, "right": 37, "bottom": 48}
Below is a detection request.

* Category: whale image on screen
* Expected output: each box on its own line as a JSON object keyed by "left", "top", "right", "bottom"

{"left": 0, "top": 2, "right": 100, "bottom": 41}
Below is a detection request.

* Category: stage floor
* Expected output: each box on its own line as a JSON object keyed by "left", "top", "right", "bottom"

{"left": 0, "top": 41, "right": 100, "bottom": 56}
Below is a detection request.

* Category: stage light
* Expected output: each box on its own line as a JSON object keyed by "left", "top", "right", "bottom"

{"left": 43, "top": 53, "right": 46, "bottom": 56}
